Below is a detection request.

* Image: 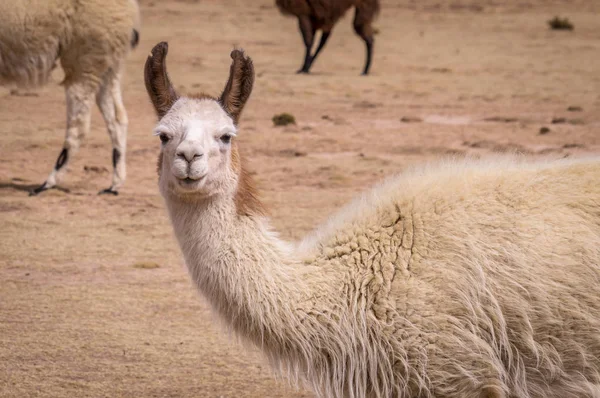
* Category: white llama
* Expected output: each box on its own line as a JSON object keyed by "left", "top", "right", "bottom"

{"left": 144, "top": 42, "right": 600, "bottom": 398}
{"left": 0, "top": 0, "right": 140, "bottom": 195}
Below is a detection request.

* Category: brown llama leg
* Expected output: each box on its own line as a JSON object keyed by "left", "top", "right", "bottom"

{"left": 308, "top": 23, "right": 333, "bottom": 71}
{"left": 353, "top": 4, "right": 376, "bottom": 75}
{"left": 297, "top": 15, "right": 316, "bottom": 73}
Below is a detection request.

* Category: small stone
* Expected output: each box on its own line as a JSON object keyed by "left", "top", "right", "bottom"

{"left": 483, "top": 116, "right": 518, "bottom": 123}
{"left": 539, "top": 127, "right": 550, "bottom": 135}
{"left": 400, "top": 116, "right": 423, "bottom": 123}
{"left": 353, "top": 101, "right": 379, "bottom": 109}
{"left": 132, "top": 262, "right": 160, "bottom": 269}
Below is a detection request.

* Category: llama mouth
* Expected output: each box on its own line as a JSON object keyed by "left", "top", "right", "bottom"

{"left": 177, "top": 175, "right": 205, "bottom": 187}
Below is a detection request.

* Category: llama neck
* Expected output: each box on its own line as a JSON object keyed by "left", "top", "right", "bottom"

{"left": 163, "top": 191, "right": 390, "bottom": 397}
{"left": 164, "top": 193, "right": 316, "bottom": 348}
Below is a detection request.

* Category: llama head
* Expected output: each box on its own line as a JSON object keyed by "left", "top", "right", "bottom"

{"left": 144, "top": 42, "right": 255, "bottom": 201}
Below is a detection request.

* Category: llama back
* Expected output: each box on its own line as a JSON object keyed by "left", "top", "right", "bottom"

{"left": 275, "top": 0, "right": 372, "bottom": 22}
{"left": 62, "top": 0, "right": 139, "bottom": 85}
{"left": 399, "top": 158, "right": 600, "bottom": 396}
{"left": 301, "top": 157, "right": 600, "bottom": 396}
{"left": 307, "top": 0, "right": 356, "bottom": 22}
{"left": 302, "top": 156, "right": 600, "bottom": 255}
{"left": 275, "top": 0, "right": 311, "bottom": 17}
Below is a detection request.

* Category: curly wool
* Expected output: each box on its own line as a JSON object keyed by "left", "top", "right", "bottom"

{"left": 293, "top": 156, "right": 600, "bottom": 397}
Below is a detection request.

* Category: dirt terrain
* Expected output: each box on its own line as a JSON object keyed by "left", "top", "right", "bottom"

{"left": 1, "top": 0, "right": 599, "bottom": 397}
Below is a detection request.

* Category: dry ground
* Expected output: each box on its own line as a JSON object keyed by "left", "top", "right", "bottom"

{"left": 1, "top": 0, "right": 599, "bottom": 397}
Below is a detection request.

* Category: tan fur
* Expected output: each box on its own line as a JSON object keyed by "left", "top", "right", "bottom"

{"left": 231, "top": 143, "right": 266, "bottom": 217}
{"left": 146, "top": 45, "right": 600, "bottom": 398}
{"left": 0, "top": 0, "right": 139, "bottom": 88}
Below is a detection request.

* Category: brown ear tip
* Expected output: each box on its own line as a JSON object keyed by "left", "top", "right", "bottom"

{"left": 230, "top": 48, "right": 251, "bottom": 61}
{"left": 150, "top": 41, "right": 169, "bottom": 58}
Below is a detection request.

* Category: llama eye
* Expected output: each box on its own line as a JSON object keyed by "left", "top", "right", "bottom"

{"left": 159, "top": 134, "right": 170, "bottom": 144}
{"left": 220, "top": 134, "right": 232, "bottom": 144}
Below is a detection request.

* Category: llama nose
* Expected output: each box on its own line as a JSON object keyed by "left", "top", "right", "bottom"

{"left": 176, "top": 146, "right": 204, "bottom": 162}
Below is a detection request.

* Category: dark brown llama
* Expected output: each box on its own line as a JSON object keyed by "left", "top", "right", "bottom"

{"left": 276, "top": 0, "right": 380, "bottom": 75}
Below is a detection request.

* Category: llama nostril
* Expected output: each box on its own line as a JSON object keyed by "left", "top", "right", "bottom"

{"left": 176, "top": 150, "right": 203, "bottom": 162}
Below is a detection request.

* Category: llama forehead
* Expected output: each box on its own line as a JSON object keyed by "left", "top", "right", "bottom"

{"left": 160, "top": 98, "right": 236, "bottom": 135}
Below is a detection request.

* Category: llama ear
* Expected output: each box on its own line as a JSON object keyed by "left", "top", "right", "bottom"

{"left": 144, "top": 42, "right": 179, "bottom": 119}
{"left": 218, "top": 49, "right": 255, "bottom": 124}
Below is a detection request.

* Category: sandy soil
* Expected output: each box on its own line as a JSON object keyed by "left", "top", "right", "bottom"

{"left": 1, "top": 0, "right": 599, "bottom": 396}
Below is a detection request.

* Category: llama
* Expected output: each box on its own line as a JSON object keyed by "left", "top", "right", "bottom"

{"left": 144, "top": 42, "right": 600, "bottom": 398}
{"left": 275, "top": 0, "right": 380, "bottom": 75}
{"left": 0, "top": 0, "right": 141, "bottom": 195}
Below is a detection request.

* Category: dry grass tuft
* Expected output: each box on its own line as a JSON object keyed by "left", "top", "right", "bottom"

{"left": 272, "top": 113, "right": 296, "bottom": 126}
{"left": 132, "top": 261, "right": 161, "bottom": 269}
{"left": 548, "top": 16, "right": 574, "bottom": 30}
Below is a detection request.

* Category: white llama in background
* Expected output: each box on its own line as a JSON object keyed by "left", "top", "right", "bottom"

{"left": 144, "top": 41, "right": 600, "bottom": 398}
{"left": 0, "top": 0, "right": 140, "bottom": 195}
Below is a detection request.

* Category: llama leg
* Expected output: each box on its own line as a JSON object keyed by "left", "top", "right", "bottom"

{"left": 96, "top": 70, "right": 127, "bottom": 195}
{"left": 353, "top": 6, "right": 376, "bottom": 75}
{"left": 297, "top": 16, "right": 316, "bottom": 74}
{"left": 308, "top": 27, "right": 332, "bottom": 69}
{"left": 30, "top": 82, "right": 95, "bottom": 196}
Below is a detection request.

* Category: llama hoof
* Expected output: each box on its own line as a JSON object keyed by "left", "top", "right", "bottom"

{"left": 29, "top": 182, "right": 48, "bottom": 196}
{"left": 99, "top": 188, "right": 119, "bottom": 196}
{"left": 296, "top": 69, "right": 309, "bottom": 74}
